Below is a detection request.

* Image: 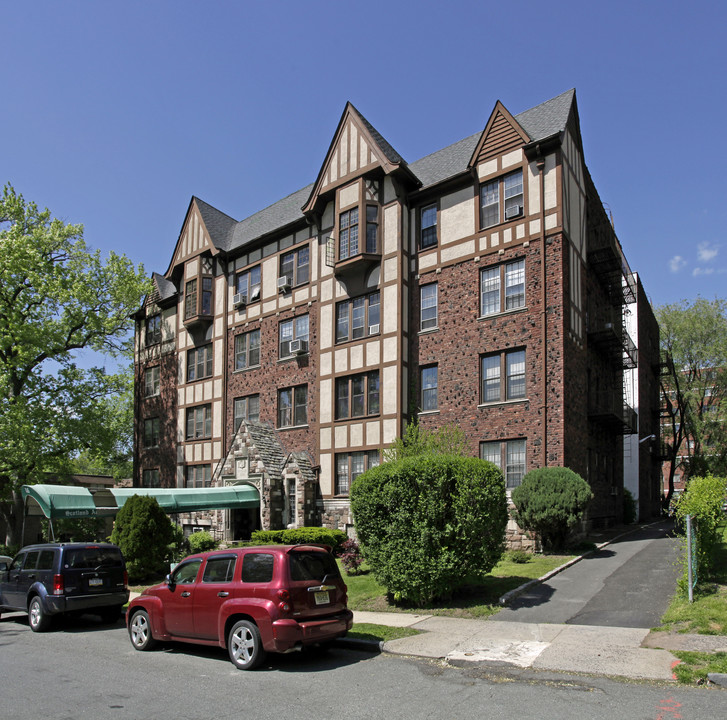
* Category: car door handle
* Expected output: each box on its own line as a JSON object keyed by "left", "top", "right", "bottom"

{"left": 217, "top": 591, "right": 229, "bottom": 598}
{"left": 181, "top": 591, "right": 191, "bottom": 598}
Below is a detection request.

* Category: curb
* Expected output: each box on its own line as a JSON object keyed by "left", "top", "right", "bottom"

{"left": 498, "top": 521, "right": 663, "bottom": 606}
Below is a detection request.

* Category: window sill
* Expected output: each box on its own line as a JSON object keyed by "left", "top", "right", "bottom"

{"left": 335, "top": 331, "right": 380, "bottom": 346}
{"left": 278, "top": 355, "right": 308, "bottom": 363}
{"left": 418, "top": 327, "right": 439, "bottom": 335}
{"left": 478, "top": 306, "right": 527, "bottom": 322}
{"left": 277, "top": 424, "right": 310, "bottom": 431}
{"left": 232, "top": 364, "right": 261, "bottom": 374}
{"left": 418, "top": 410, "right": 440, "bottom": 416}
{"left": 334, "top": 413, "right": 381, "bottom": 423}
{"left": 479, "top": 214, "right": 525, "bottom": 233}
{"left": 186, "top": 376, "right": 213, "bottom": 384}
{"left": 478, "top": 398, "right": 528, "bottom": 409}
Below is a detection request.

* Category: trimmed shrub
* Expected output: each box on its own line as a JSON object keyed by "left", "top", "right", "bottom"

{"left": 350, "top": 454, "right": 508, "bottom": 606}
{"left": 188, "top": 530, "right": 217, "bottom": 554}
{"left": 110, "top": 495, "right": 175, "bottom": 582}
{"left": 250, "top": 527, "right": 347, "bottom": 553}
{"left": 675, "top": 474, "right": 727, "bottom": 581}
{"left": 511, "top": 467, "right": 593, "bottom": 551}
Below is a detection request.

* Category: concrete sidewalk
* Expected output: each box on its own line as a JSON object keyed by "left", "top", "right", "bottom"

{"left": 349, "top": 610, "right": 727, "bottom": 681}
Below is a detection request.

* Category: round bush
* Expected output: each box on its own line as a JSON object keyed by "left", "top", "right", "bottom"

{"left": 350, "top": 455, "right": 508, "bottom": 606}
{"left": 188, "top": 530, "right": 217, "bottom": 554}
{"left": 511, "top": 467, "right": 593, "bottom": 551}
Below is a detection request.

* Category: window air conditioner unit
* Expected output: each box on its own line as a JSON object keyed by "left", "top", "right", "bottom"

{"left": 505, "top": 205, "right": 523, "bottom": 220}
{"left": 278, "top": 276, "right": 291, "bottom": 293}
{"left": 290, "top": 339, "right": 309, "bottom": 356}
{"left": 233, "top": 293, "right": 248, "bottom": 308}
{"left": 369, "top": 323, "right": 380, "bottom": 335}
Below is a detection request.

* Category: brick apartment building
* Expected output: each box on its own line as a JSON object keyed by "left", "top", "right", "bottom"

{"left": 133, "top": 88, "right": 661, "bottom": 542}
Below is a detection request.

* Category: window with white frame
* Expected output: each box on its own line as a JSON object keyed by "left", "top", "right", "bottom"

{"left": 420, "top": 365, "right": 438, "bottom": 412}
{"left": 185, "top": 404, "right": 212, "bottom": 440}
{"left": 278, "top": 385, "right": 308, "bottom": 427}
{"left": 420, "top": 283, "right": 438, "bottom": 330}
{"left": 336, "top": 291, "right": 380, "bottom": 342}
{"left": 420, "top": 203, "right": 437, "bottom": 249}
{"left": 185, "top": 464, "right": 211, "bottom": 488}
{"left": 335, "top": 450, "right": 380, "bottom": 496}
{"left": 234, "top": 394, "right": 260, "bottom": 431}
{"left": 235, "top": 265, "right": 261, "bottom": 303}
{"left": 479, "top": 169, "right": 523, "bottom": 228}
{"left": 280, "top": 245, "right": 310, "bottom": 287}
{"left": 279, "top": 315, "right": 309, "bottom": 358}
{"left": 335, "top": 371, "right": 380, "bottom": 420}
{"left": 234, "top": 329, "right": 260, "bottom": 371}
{"left": 144, "top": 366, "right": 160, "bottom": 397}
{"left": 481, "top": 349, "right": 526, "bottom": 403}
{"left": 187, "top": 344, "right": 213, "bottom": 382}
{"left": 480, "top": 259, "right": 525, "bottom": 316}
{"left": 480, "top": 439, "right": 526, "bottom": 488}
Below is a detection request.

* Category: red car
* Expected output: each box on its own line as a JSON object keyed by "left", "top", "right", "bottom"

{"left": 126, "top": 544, "right": 353, "bottom": 670}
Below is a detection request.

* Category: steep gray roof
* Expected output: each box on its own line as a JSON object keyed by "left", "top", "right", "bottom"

{"left": 151, "top": 272, "right": 177, "bottom": 303}
{"left": 245, "top": 421, "right": 287, "bottom": 477}
{"left": 197, "top": 89, "right": 576, "bottom": 254}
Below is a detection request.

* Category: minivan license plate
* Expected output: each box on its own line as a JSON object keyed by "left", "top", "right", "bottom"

{"left": 89, "top": 577, "right": 103, "bottom": 587}
{"left": 314, "top": 591, "right": 329, "bottom": 605}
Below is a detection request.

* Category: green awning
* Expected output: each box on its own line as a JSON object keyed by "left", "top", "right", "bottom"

{"left": 21, "top": 484, "right": 260, "bottom": 520}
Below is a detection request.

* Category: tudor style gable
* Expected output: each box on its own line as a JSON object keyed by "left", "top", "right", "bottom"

{"left": 468, "top": 101, "right": 531, "bottom": 170}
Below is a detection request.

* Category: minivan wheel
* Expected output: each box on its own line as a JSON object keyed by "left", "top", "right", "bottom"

{"left": 228, "top": 619, "right": 265, "bottom": 670}
{"left": 28, "top": 596, "right": 51, "bottom": 632}
{"left": 129, "top": 610, "right": 157, "bottom": 651}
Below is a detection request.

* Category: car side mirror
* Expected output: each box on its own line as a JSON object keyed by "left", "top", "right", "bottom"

{"left": 165, "top": 573, "right": 175, "bottom": 588}
{"left": 0, "top": 562, "right": 7, "bottom": 572}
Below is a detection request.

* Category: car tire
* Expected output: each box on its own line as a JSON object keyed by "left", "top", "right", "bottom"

{"left": 99, "top": 605, "right": 123, "bottom": 624}
{"left": 129, "top": 610, "right": 157, "bottom": 651}
{"left": 28, "top": 596, "right": 51, "bottom": 632}
{"left": 228, "top": 619, "right": 265, "bottom": 670}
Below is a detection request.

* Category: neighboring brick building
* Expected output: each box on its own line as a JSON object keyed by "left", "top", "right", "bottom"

{"left": 133, "top": 88, "right": 661, "bottom": 541}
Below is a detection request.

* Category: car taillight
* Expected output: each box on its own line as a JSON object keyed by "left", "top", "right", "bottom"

{"left": 277, "top": 589, "right": 292, "bottom": 613}
{"left": 53, "top": 574, "right": 64, "bottom": 596}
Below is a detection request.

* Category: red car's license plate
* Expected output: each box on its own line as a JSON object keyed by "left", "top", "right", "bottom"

{"left": 314, "top": 591, "right": 329, "bottom": 605}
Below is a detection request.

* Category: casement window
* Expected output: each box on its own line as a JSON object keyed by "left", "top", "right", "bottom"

{"left": 234, "top": 329, "right": 260, "bottom": 371}
{"left": 420, "top": 365, "right": 438, "bottom": 412}
{"left": 335, "top": 371, "right": 380, "bottom": 420}
{"left": 278, "top": 385, "right": 308, "bottom": 428}
{"left": 235, "top": 265, "right": 261, "bottom": 303}
{"left": 185, "top": 276, "right": 213, "bottom": 320}
{"left": 420, "top": 283, "right": 438, "bottom": 331}
{"left": 144, "top": 366, "right": 160, "bottom": 397}
{"left": 335, "top": 450, "right": 380, "bottom": 496}
{"left": 339, "top": 207, "right": 359, "bottom": 260}
{"left": 481, "top": 349, "right": 526, "bottom": 403}
{"left": 234, "top": 394, "right": 260, "bottom": 431}
{"left": 279, "top": 315, "right": 309, "bottom": 358}
{"left": 142, "top": 469, "right": 160, "bottom": 487}
{"left": 143, "top": 417, "right": 160, "bottom": 448}
{"left": 187, "top": 344, "right": 213, "bottom": 382}
{"left": 185, "top": 464, "right": 211, "bottom": 488}
{"left": 480, "top": 259, "right": 525, "bottom": 316}
{"left": 365, "top": 205, "right": 379, "bottom": 253}
{"left": 480, "top": 439, "right": 526, "bottom": 488}
{"left": 420, "top": 203, "right": 438, "bottom": 249}
{"left": 185, "top": 404, "right": 212, "bottom": 440}
{"left": 145, "top": 314, "right": 162, "bottom": 345}
{"left": 280, "top": 245, "right": 310, "bottom": 288}
{"left": 480, "top": 169, "right": 524, "bottom": 229}
{"left": 336, "top": 291, "right": 380, "bottom": 342}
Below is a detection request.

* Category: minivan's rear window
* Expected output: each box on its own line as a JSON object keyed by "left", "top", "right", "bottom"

{"left": 65, "top": 548, "right": 123, "bottom": 569}
{"left": 241, "top": 553, "right": 274, "bottom": 583}
{"left": 289, "top": 551, "right": 340, "bottom": 582}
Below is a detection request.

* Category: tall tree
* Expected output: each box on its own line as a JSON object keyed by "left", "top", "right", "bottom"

{"left": 0, "top": 184, "right": 150, "bottom": 544}
{"left": 656, "top": 297, "right": 727, "bottom": 507}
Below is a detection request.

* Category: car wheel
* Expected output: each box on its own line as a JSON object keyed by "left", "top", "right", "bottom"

{"left": 228, "top": 619, "right": 265, "bottom": 670}
{"left": 99, "top": 605, "right": 123, "bottom": 624}
{"left": 129, "top": 610, "right": 157, "bottom": 651}
{"left": 28, "top": 596, "right": 51, "bottom": 632}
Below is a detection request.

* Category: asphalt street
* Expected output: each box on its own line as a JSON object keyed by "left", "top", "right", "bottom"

{"left": 496, "top": 520, "right": 682, "bottom": 627}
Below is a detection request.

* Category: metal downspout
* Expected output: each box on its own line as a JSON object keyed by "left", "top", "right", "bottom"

{"left": 537, "top": 146, "right": 548, "bottom": 468}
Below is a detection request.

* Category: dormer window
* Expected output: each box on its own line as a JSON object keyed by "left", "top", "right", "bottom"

{"left": 334, "top": 180, "right": 381, "bottom": 277}
{"left": 184, "top": 260, "right": 214, "bottom": 328}
{"left": 480, "top": 169, "right": 524, "bottom": 229}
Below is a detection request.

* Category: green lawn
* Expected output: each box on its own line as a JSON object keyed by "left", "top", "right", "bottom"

{"left": 343, "top": 551, "right": 574, "bottom": 619}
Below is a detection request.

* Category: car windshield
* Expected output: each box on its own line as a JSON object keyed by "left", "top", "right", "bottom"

{"left": 65, "top": 548, "right": 123, "bottom": 569}
{"left": 288, "top": 551, "right": 340, "bottom": 582}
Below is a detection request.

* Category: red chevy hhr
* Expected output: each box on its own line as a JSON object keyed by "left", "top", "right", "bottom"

{"left": 126, "top": 544, "right": 353, "bottom": 670}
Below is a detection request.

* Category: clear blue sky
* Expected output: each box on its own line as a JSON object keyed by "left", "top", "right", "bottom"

{"left": 3, "top": 0, "right": 725, "bottom": 309}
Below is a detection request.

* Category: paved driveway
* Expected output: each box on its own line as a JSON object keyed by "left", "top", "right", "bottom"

{"left": 496, "top": 520, "right": 681, "bottom": 627}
